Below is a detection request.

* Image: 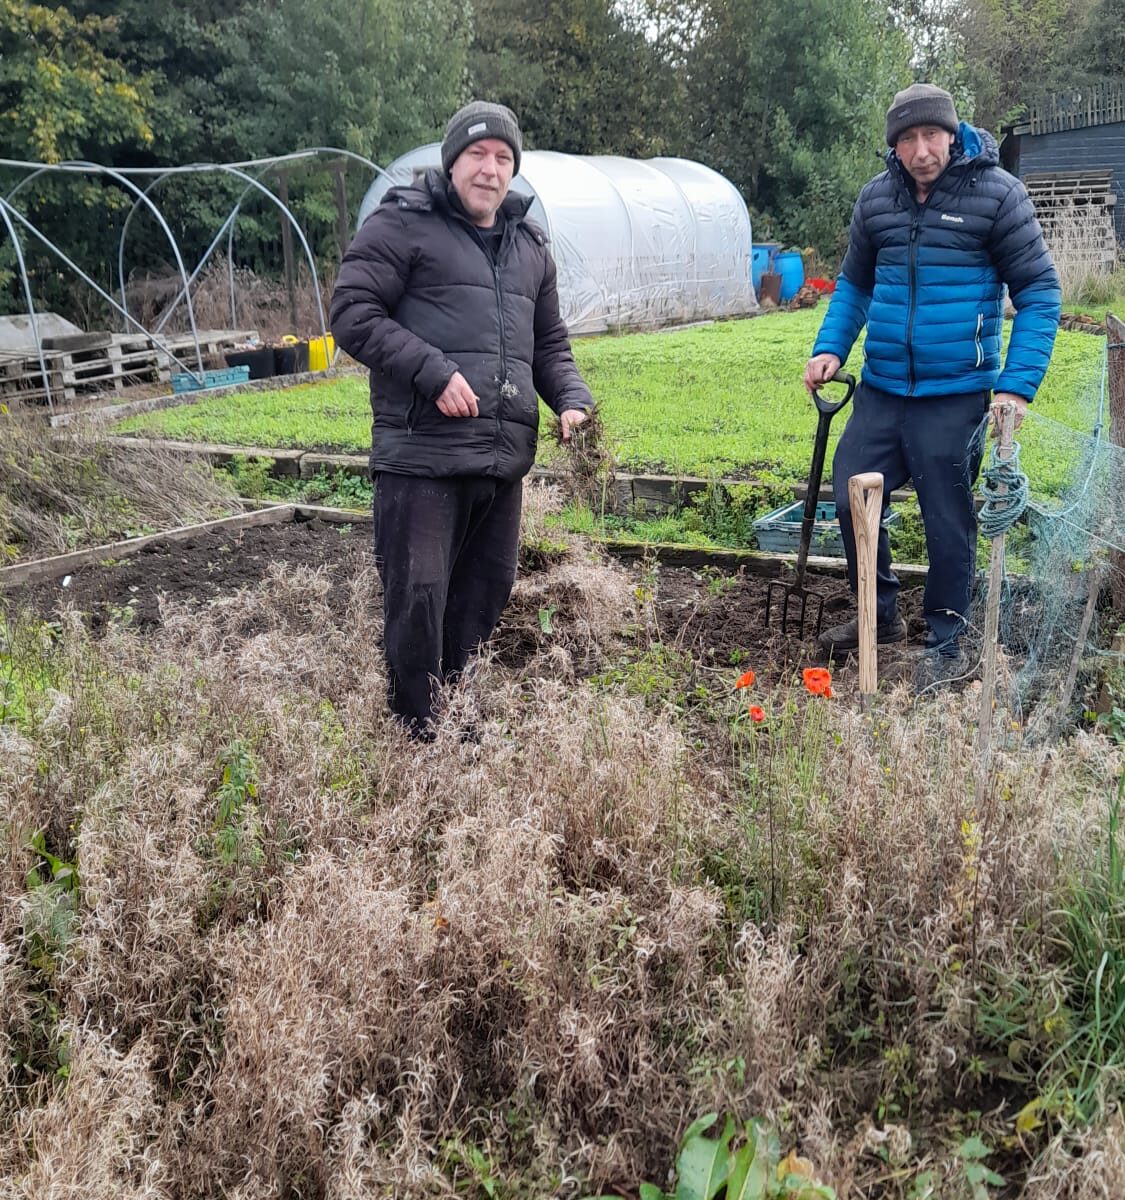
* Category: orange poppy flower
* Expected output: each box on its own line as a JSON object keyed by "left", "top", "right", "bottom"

{"left": 802, "top": 667, "right": 832, "bottom": 697}
{"left": 749, "top": 705, "right": 766, "bottom": 723}
{"left": 735, "top": 670, "right": 756, "bottom": 689}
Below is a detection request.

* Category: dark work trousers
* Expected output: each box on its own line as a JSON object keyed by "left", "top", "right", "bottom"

{"left": 373, "top": 473, "right": 523, "bottom": 731}
{"left": 832, "top": 382, "right": 989, "bottom": 649}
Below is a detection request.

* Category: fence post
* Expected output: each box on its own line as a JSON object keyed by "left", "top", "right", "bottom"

{"left": 1109, "top": 313, "right": 1125, "bottom": 612}
{"left": 276, "top": 170, "right": 299, "bottom": 332}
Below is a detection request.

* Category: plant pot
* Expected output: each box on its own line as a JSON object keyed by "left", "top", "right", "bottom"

{"left": 758, "top": 271, "right": 782, "bottom": 305}
{"left": 273, "top": 341, "right": 309, "bottom": 375}
{"left": 224, "top": 347, "right": 275, "bottom": 380}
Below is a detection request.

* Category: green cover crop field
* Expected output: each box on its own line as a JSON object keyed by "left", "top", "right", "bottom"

{"left": 117, "top": 309, "right": 1107, "bottom": 497}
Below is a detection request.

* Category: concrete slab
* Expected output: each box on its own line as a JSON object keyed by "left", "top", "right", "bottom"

{"left": 0, "top": 312, "right": 83, "bottom": 353}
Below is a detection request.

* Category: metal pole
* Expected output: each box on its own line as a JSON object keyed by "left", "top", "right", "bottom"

{"left": 0, "top": 202, "right": 53, "bottom": 411}
{"left": 333, "top": 164, "right": 351, "bottom": 260}
{"left": 276, "top": 171, "right": 299, "bottom": 331}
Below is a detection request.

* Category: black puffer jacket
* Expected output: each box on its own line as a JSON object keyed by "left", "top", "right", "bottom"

{"left": 330, "top": 170, "right": 593, "bottom": 480}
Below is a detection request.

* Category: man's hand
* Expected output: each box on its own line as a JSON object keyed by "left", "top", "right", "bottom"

{"left": 560, "top": 409, "right": 588, "bottom": 442}
{"left": 804, "top": 353, "right": 842, "bottom": 394}
{"left": 990, "top": 392, "right": 1028, "bottom": 435}
{"left": 435, "top": 371, "right": 479, "bottom": 418}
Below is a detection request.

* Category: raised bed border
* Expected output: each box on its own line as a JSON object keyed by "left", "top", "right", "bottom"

{"left": 0, "top": 501, "right": 929, "bottom": 594}
{"left": 103, "top": 435, "right": 916, "bottom": 514}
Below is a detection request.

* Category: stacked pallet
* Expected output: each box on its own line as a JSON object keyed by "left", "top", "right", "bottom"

{"left": 0, "top": 329, "right": 256, "bottom": 407}
{"left": 1024, "top": 169, "right": 1118, "bottom": 270}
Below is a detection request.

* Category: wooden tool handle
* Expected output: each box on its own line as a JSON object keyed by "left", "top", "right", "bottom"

{"left": 848, "top": 472, "right": 884, "bottom": 706}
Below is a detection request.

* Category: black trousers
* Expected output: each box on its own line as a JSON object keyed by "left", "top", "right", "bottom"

{"left": 832, "top": 382, "right": 989, "bottom": 648}
{"left": 373, "top": 473, "right": 523, "bottom": 730}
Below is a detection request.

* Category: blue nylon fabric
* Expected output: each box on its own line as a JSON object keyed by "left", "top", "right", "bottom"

{"left": 813, "top": 122, "right": 1061, "bottom": 400}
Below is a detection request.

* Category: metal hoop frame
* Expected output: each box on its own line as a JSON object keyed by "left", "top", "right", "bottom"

{"left": 0, "top": 149, "right": 389, "bottom": 409}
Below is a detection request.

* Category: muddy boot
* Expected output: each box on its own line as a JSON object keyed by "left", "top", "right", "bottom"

{"left": 818, "top": 612, "right": 907, "bottom": 655}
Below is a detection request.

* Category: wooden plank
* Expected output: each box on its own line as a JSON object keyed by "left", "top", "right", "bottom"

{"left": 602, "top": 538, "right": 931, "bottom": 581}
{"left": 1108, "top": 313, "right": 1125, "bottom": 612}
{"left": 0, "top": 505, "right": 296, "bottom": 591}
{"left": 294, "top": 503, "right": 371, "bottom": 523}
{"left": 1027, "top": 82, "right": 1125, "bottom": 134}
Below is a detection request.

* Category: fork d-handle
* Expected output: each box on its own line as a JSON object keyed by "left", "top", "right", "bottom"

{"left": 794, "top": 370, "right": 856, "bottom": 583}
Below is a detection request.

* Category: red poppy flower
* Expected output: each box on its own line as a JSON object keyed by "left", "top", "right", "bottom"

{"left": 802, "top": 667, "right": 832, "bottom": 697}
{"left": 749, "top": 705, "right": 766, "bottom": 723}
{"left": 735, "top": 670, "right": 756, "bottom": 690}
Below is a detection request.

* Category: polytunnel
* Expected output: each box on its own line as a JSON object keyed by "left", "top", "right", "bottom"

{"left": 358, "top": 145, "right": 758, "bottom": 335}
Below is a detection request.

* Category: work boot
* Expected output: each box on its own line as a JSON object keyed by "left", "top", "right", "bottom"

{"left": 913, "top": 647, "right": 969, "bottom": 695}
{"left": 817, "top": 613, "right": 907, "bottom": 655}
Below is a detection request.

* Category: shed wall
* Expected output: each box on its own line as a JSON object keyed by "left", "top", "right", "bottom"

{"left": 1019, "top": 124, "right": 1125, "bottom": 244}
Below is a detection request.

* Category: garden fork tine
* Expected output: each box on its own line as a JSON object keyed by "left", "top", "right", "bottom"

{"left": 766, "top": 370, "right": 856, "bottom": 638}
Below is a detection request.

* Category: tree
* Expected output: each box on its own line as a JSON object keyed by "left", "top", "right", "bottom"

{"left": 0, "top": 0, "right": 155, "bottom": 163}
{"left": 469, "top": 0, "right": 685, "bottom": 156}
{"left": 1067, "top": 0, "right": 1125, "bottom": 81}
{"left": 683, "top": 0, "right": 912, "bottom": 257}
{"left": 955, "top": 0, "right": 1097, "bottom": 132}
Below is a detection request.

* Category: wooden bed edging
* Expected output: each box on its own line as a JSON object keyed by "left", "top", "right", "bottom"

{"left": 1, "top": 502, "right": 930, "bottom": 594}
{"left": 0, "top": 505, "right": 296, "bottom": 591}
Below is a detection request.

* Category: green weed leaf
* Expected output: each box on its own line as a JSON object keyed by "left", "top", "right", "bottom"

{"left": 674, "top": 1112, "right": 733, "bottom": 1200}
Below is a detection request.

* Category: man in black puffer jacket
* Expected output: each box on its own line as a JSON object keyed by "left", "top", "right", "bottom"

{"left": 331, "top": 101, "right": 594, "bottom": 738}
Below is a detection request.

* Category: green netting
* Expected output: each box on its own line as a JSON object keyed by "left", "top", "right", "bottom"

{"left": 962, "top": 340, "right": 1125, "bottom": 736}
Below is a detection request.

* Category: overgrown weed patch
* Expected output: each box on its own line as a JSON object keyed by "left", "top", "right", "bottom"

{"left": 2, "top": 514, "right": 1123, "bottom": 1196}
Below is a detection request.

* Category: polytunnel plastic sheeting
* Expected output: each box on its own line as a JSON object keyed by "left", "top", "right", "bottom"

{"left": 357, "top": 144, "right": 758, "bottom": 335}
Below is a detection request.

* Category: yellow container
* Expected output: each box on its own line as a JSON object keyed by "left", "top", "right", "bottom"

{"left": 308, "top": 333, "right": 336, "bottom": 372}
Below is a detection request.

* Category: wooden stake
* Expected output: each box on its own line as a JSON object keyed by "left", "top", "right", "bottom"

{"left": 1107, "top": 313, "right": 1124, "bottom": 613}
{"left": 848, "top": 470, "right": 884, "bottom": 710}
{"left": 975, "top": 403, "right": 1016, "bottom": 802}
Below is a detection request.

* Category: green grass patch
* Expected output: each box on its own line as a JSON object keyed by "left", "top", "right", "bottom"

{"left": 116, "top": 311, "right": 1107, "bottom": 499}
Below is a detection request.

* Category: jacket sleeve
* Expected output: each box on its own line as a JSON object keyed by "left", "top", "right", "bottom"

{"left": 531, "top": 249, "right": 594, "bottom": 415}
{"left": 988, "top": 180, "right": 1061, "bottom": 401}
{"left": 812, "top": 192, "right": 875, "bottom": 363}
{"left": 329, "top": 206, "right": 459, "bottom": 402}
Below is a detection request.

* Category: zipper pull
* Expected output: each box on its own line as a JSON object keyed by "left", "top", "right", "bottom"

{"left": 910, "top": 218, "right": 920, "bottom": 241}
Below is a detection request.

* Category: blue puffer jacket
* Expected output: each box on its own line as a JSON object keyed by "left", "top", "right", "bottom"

{"left": 813, "top": 123, "right": 1060, "bottom": 400}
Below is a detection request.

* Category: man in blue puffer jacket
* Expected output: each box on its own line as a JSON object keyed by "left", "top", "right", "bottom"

{"left": 804, "top": 82, "right": 1060, "bottom": 681}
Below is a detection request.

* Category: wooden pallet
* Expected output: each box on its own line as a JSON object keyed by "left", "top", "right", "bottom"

{"left": 0, "top": 340, "right": 162, "bottom": 404}
{"left": 1024, "top": 170, "right": 1119, "bottom": 269}
{"left": 0, "top": 329, "right": 257, "bottom": 405}
{"left": 1025, "top": 169, "right": 1115, "bottom": 200}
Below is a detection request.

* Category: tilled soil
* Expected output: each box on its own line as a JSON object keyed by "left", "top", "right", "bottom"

{"left": 2, "top": 515, "right": 930, "bottom": 679}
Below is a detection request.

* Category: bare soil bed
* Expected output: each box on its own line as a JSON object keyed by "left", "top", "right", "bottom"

{"left": 3, "top": 514, "right": 930, "bottom": 682}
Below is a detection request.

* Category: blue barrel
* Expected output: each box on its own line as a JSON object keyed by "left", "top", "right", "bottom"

{"left": 751, "top": 242, "right": 779, "bottom": 289}
{"left": 775, "top": 251, "right": 805, "bottom": 301}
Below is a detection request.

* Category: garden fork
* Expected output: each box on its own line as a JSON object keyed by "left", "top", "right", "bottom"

{"left": 766, "top": 370, "right": 855, "bottom": 637}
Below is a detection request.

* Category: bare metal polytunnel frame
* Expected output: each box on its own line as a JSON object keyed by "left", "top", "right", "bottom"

{"left": 0, "top": 149, "right": 391, "bottom": 409}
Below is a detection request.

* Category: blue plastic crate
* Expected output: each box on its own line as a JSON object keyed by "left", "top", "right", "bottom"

{"left": 171, "top": 365, "right": 251, "bottom": 394}
{"left": 753, "top": 499, "right": 900, "bottom": 558}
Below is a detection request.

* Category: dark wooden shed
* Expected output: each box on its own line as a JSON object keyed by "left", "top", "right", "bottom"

{"left": 1002, "top": 80, "right": 1125, "bottom": 267}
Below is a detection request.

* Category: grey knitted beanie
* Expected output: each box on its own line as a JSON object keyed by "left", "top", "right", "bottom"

{"left": 441, "top": 101, "right": 522, "bottom": 175}
{"left": 886, "top": 83, "right": 959, "bottom": 146}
